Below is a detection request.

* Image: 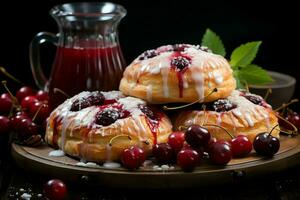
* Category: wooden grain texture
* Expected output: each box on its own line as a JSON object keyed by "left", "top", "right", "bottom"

{"left": 11, "top": 135, "right": 300, "bottom": 188}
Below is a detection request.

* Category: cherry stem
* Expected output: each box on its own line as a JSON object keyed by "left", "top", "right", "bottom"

{"left": 269, "top": 124, "right": 279, "bottom": 136}
{"left": 143, "top": 140, "right": 150, "bottom": 145}
{"left": 2, "top": 80, "right": 19, "bottom": 108}
{"left": 163, "top": 88, "right": 217, "bottom": 110}
{"left": 109, "top": 134, "right": 132, "bottom": 146}
{"left": 275, "top": 113, "right": 298, "bottom": 134}
{"left": 0, "top": 67, "right": 22, "bottom": 84}
{"left": 203, "top": 123, "right": 235, "bottom": 139}
{"left": 200, "top": 104, "right": 207, "bottom": 126}
{"left": 178, "top": 125, "right": 187, "bottom": 131}
{"left": 274, "top": 99, "right": 299, "bottom": 112}
{"left": 32, "top": 104, "right": 44, "bottom": 122}
{"left": 53, "top": 88, "right": 70, "bottom": 98}
{"left": 264, "top": 88, "right": 272, "bottom": 101}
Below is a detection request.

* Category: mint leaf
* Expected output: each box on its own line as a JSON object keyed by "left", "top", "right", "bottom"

{"left": 201, "top": 29, "right": 226, "bottom": 57}
{"left": 230, "top": 41, "right": 262, "bottom": 67}
{"left": 238, "top": 64, "right": 273, "bottom": 85}
{"left": 233, "top": 70, "right": 245, "bottom": 89}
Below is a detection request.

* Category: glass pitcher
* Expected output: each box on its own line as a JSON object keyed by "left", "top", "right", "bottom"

{"left": 30, "top": 2, "right": 127, "bottom": 109}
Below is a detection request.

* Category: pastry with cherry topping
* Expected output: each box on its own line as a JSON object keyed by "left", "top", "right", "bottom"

{"left": 119, "top": 44, "right": 236, "bottom": 104}
{"left": 174, "top": 90, "right": 279, "bottom": 142}
{"left": 45, "top": 91, "right": 172, "bottom": 162}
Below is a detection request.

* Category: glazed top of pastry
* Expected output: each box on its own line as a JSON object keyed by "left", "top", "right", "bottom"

{"left": 198, "top": 90, "right": 272, "bottom": 127}
{"left": 50, "top": 91, "right": 162, "bottom": 129}
{"left": 133, "top": 44, "right": 231, "bottom": 77}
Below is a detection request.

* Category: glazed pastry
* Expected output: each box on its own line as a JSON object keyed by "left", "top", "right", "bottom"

{"left": 120, "top": 44, "right": 236, "bottom": 104}
{"left": 45, "top": 91, "right": 172, "bottom": 162}
{"left": 174, "top": 90, "right": 279, "bottom": 142}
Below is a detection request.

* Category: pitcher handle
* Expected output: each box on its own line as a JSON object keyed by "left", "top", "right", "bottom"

{"left": 29, "top": 32, "right": 58, "bottom": 90}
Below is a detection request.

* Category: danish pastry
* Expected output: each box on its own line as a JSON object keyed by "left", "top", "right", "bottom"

{"left": 120, "top": 44, "right": 236, "bottom": 104}
{"left": 173, "top": 90, "right": 279, "bottom": 142}
{"left": 45, "top": 91, "right": 173, "bottom": 162}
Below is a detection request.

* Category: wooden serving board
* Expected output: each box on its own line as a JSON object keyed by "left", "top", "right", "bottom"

{"left": 11, "top": 135, "right": 300, "bottom": 188}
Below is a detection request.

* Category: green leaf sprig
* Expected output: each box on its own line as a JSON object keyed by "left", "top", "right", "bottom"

{"left": 201, "top": 29, "right": 273, "bottom": 88}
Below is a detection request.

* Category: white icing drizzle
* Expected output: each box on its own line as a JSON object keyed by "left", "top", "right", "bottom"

{"left": 161, "top": 67, "right": 169, "bottom": 97}
{"left": 232, "top": 109, "right": 242, "bottom": 117}
{"left": 103, "top": 162, "right": 121, "bottom": 168}
{"left": 213, "top": 71, "right": 223, "bottom": 85}
{"left": 76, "top": 162, "right": 98, "bottom": 167}
{"left": 183, "top": 74, "right": 189, "bottom": 89}
{"left": 146, "top": 85, "right": 153, "bottom": 102}
{"left": 192, "top": 71, "right": 204, "bottom": 101}
{"left": 49, "top": 150, "right": 65, "bottom": 157}
{"left": 229, "top": 113, "right": 237, "bottom": 131}
{"left": 244, "top": 112, "right": 254, "bottom": 127}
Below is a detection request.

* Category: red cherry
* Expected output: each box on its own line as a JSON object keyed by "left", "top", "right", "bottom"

{"left": 36, "top": 90, "right": 49, "bottom": 102}
{"left": 43, "top": 179, "right": 67, "bottom": 200}
{"left": 17, "top": 118, "right": 38, "bottom": 140}
{"left": 121, "top": 146, "right": 145, "bottom": 170}
{"left": 0, "top": 93, "right": 13, "bottom": 115}
{"left": 0, "top": 116, "right": 11, "bottom": 135}
{"left": 167, "top": 131, "right": 185, "bottom": 153}
{"left": 177, "top": 148, "right": 200, "bottom": 171}
{"left": 185, "top": 125, "right": 211, "bottom": 148}
{"left": 286, "top": 112, "right": 300, "bottom": 130}
{"left": 253, "top": 132, "right": 280, "bottom": 157}
{"left": 152, "top": 143, "right": 175, "bottom": 164}
{"left": 209, "top": 141, "right": 232, "bottom": 165}
{"left": 29, "top": 101, "right": 50, "bottom": 124}
{"left": 16, "top": 86, "right": 35, "bottom": 102}
{"left": 10, "top": 113, "right": 29, "bottom": 131}
{"left": 204, "top": 137, "right": 217, "bottom": 153}
{"left": 21, "top": 95, "right": 38, "bottom": 111}
{"left": 231, "top": 135, "right": 252, "bottom": 158}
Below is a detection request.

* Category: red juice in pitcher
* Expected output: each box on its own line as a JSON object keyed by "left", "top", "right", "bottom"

{"left": 48, "top": 45, "right": 126, "bottom": 109}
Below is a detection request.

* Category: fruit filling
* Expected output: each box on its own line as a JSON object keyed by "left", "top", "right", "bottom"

{"left": 70, "top": 91, "right": 105, "bottom": 111}
{"left": 95, "top": 105, "right": 130, "bottom": 126}
{"left": 171, "top": 56, "right": 191, "bottom": 71}
{"left": 208, "top": 99, "right": 237, "bottom": 112}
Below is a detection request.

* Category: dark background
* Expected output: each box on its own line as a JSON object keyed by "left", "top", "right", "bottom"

{"left": 0, "top": 0, "right": 299, "bottom": 106}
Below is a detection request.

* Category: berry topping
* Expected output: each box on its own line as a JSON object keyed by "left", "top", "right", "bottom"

{"left": 139, "top": 49, "right": 158, "bottom": 60}
{"left": 241, "top": 92, "right": 267, "bottom": 107}
{"left": 211, "top": 99, "right": 237, "bottom": 112}
{"left": 95, "top": 108, "right": 120, "bottom": 126}
{"left": 70, "top": 91, "right": 105, "bottom": 111}
{"left": 171, "top": 56, "right": 191, "bottom": 71}
{"left": 139, "top": 105, "right": 156, "bottom": 120}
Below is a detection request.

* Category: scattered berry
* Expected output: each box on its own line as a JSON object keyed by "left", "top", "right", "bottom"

{"left": 17, "top": 118, "right": 38, "bottom": 140}
{"left": 29, "top": 101, "right": 50, "bottom": 124}
{"left": 43, "top": 179, "right": 67, "bottom": 200}
{"left": 21, "top": 96, "right": 38, "bottom": 111}
{"left": 16, "top": 86, "right": 35, "bottom": 102}
{"left": 168, "top": 131, "right": 185, "bottom": 153}
{"left": 253, "top": 132, "right": 280, "bottom": 157}
{"left": 0, "top": 93, "right": 13, "bottom": 115}
{"left": 231, "top": 135, "right": 252, "bottom": 157}
{"left": 177, "top": 148, "right": 200, "bottom": 171}
{"left": 286, "top": 112, "right": 300, "bottom": 130}
{"left": 185, "top": 125, "right": 211, "bottom": 148}
{"left": 0, "top": 116, "right": 11, "bottom": 135}
{"left": 121, "top": 146, "right": 145, "bottom": 170}
{"left": 35, "top": 90, "right": 49, "bottom": 102}
{"left": 152, "top": 143, "right": 174, "bottom": 164}
{"left": 209, "top": 141, "right": 232, "bottom": 165}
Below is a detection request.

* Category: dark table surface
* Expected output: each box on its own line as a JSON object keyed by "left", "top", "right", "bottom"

{"left": 1, "top": 146, "right": 300, "bottom": 200}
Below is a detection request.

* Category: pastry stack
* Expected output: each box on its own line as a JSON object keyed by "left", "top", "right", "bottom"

{"left": 45, "top": 44, "right": 279, "bottom": 163}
